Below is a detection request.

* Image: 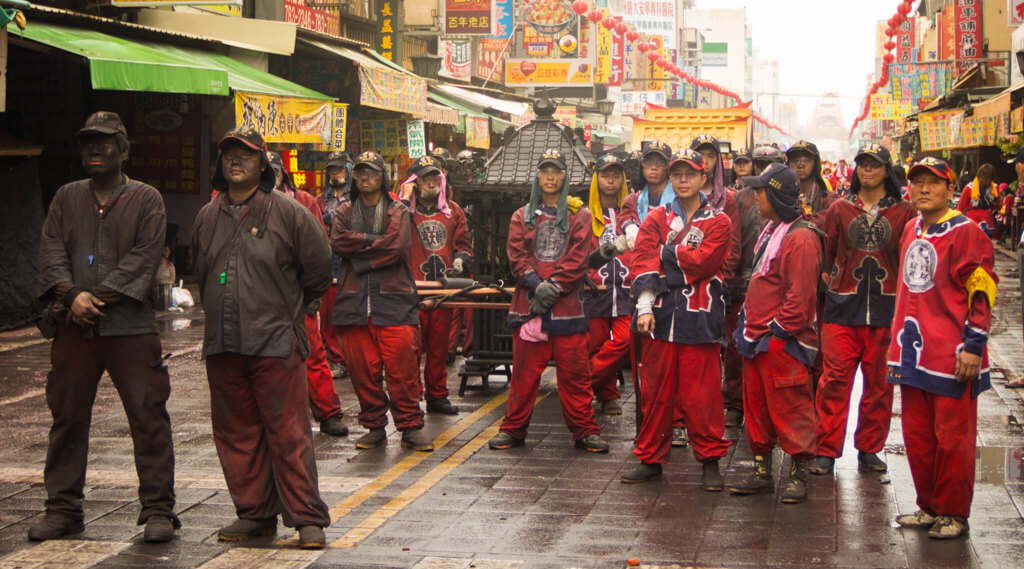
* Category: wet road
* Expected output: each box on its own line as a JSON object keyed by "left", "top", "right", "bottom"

{"left": 0, "top": 249, "right": 1021, "bottom": 569}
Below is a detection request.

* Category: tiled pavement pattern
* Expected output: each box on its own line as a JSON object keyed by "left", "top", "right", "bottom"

{"left": 0, "top": 249, "right": 1020, "bottom": 569}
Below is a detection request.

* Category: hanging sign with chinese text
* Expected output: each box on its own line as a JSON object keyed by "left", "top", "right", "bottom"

{"left": 379, "top": 2, "right": 394, "bottom": 60}
{"left": 955, "top": 0, "right": 983, "bottom": 75}
{"left": 234, "top": 92, "right": 337, "bottom": 148}
{"left": 283, "top": 0, "right": 338, "bottom": 36}
{"left": 443, "top": 0, "right": 495, "bottom": 35}
{"left": 358, "top": 65, "right": 427, "bottom": 117}
{"left": 504, "top": 58, "right": 592, "bottom": 86}
{"left": 406, "top": 120, "right": 426, "bottom": 158}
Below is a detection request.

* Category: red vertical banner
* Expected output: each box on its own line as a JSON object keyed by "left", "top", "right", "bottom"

{"left": 896, "top": 17, "right": 915, "bottom": 64}
{"left": 937, "top": 7, "right": 955, "bottom": 61}
{"left": 954, "top": 0, "right": 983, "bottom": 75}
{"left": 610, "top": 17, "right": 624, "bottom": 86}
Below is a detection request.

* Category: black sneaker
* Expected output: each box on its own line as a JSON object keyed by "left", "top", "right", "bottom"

{"left": 488, "top": 432, "right": 525, "bottom": 450}
{"left": 319, "top": 416, "right": 349, "bottom": 437}
{"left": 574, "top": 434, "right": 610, "bottom": 453}
{"left": 217, "top": 517, "right": 277, "bottom": 541}
{"left": 297, "top": 525, "right": 326, "bottom": 549}
{"left": 808, "top": 456, "right": 835, "bottom": 475}
{"left": 621, "top": 462, "right": 662, "bottom": 483}
{"left": 858, "top": 451, "right": 887, "bottom": 472}
{"left": 426, "top": 397, "right": 459, "bottom": 415}
{"left": 355, "top": 427, "right": 387, "bottom": 449}
{"left": 143, "top": 516, "right": 175, "bottom": 543}
{"left": 27, "top": 515, "right": 84, "bottom": 541}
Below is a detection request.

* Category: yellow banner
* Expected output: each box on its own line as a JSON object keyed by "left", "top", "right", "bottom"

{"left": 466, "top": 116, "right": 490, "bottom": 149}
{"left": 505, "top": 59, "right": 593, "bottom": 86}
{"left": 595, "top": 9, "right": 611, "bottom": 84}
{"left": 648, "top": 35, "right": 666, "bottom": 92}
{"left": 234, "top": 92, "right": 344, "bottom": 149}
{"left": 869, "top": 94, "right": 912, "bottom": 121}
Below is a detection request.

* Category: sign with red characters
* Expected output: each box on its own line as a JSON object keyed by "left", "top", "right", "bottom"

{"left": 954, "top": 0, "right": 983, "bottom": 74}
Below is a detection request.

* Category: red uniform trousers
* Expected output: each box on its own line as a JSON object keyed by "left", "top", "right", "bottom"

{"left": 499, "top": 333, "right": 600, "bottom": 441}
{"left": 901, "top": 385, "right": 978, "bottom": 519}
{"left": 338, "top": 323, "right": 424, "bottom": 430}
{"left": 304, "top": 313, "right": 343, "bottom": 422}
{"left": 419, "top": 308, "right": 453, "bottom": 401}
{"left": 722, "top": 300, "right": 744, "bottom": 411}
{"left": 815, "top": 323, "right": 893, "bottom": 457}
{"left": 742, "top": 346, "right": 817, "bottom": 460}
{"left": 636, "top": 340, "right": 730, "bottom": 464}
{"left": 319, "top": 284, "right": 345, "bottom": 364}
{"left": 206, "top": 349, "right": 330, "bottom": 528}
{"left": 587, "top": 316, "right": 630, "bottom": 402}
{"left": 449, "top": 308, "right": 474, "bottom": 357}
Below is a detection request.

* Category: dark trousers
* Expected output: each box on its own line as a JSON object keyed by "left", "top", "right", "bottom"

{"left": 206, "top": 349, "right": 330, "bottom": 528}
{"left": 44, "top": 325, "right": 177, "bottom": 526}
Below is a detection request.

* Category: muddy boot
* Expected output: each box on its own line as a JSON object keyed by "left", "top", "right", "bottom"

{"left": 354, "top": 427, "right": 387, "bottom": 449}
{"left": 727, "top": 453, "right": 773, "bottom": 494}
{"left": 701, "top": 460, "right": 724, "bottom": 492}
{"left": 781, "top": 459, "right": 809, "bottom": 504}
{"left": 601, "top": 398, "right": 623, "bottom": 415}
{"left": 808, "top": 456, "right": 834, "bottom": 475}
{"left": 620, "top": 462, "right": 662, "bottom": 483}
{"left": 857, "top": 451, "right": 887, "bottom": 472}
{"left": 400, "top": 428, "right": 434, "bottom": 452}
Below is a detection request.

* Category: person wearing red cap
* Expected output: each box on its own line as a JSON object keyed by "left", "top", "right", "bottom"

{"left": 621, "top": 148, "right": 731, "bottom": 488}
{"left": 398, "top": 155, "right": 473, "bottom": 415}
{"left": 191, "top": 127, "right": 332, "bottom": 548}
{"left": 331, "top": 151, "right": 433, "bottom": 452}
{"left": 317, "top": 151, "right": 352, "bottom": 379}
{"left": 267, "top": 151, "right": 349, "bottom": 438}
{"left": 727, "top": 163, "right": 823, "bottom": 504}
{"left": 32, "top": 111, "right": 178, "bottom": 543}
{"left": 810, "top": 144, "right": 917, "bottom": 476}
{"left": 489, "top": 149, "right": 608, "bottom": 453}
{"left": 889, "top": 157, "right": 997, "bottom": 540}
{"left": 585, "top": 153, "right": 632, "bottom": 416}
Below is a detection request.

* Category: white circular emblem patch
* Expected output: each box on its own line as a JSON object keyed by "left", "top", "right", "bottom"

{"left": 683, "top": 226, "right": 705, "bottom": 248}
{"left": 902, "top": 239, "right": 937, "bottom": 293}
{"left": 534, "top": 219, "right": 568, "bottom": 262}
{"left": 417, "top": 220, "right": 447, "bottom": 252}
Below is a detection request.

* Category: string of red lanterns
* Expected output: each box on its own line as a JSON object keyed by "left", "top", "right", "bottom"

{"left": 849, "top": 0, "right": 916, "bottom": 137}
{"left": 570, "top": 1, "right": 789, "bottom": 137}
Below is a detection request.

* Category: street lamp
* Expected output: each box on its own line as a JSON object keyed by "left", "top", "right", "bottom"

{"left": 411, "top": 53, "right": 442, "bottom": 80}
{"left": 597, "top": 99, "right": 615, "bottom": 121}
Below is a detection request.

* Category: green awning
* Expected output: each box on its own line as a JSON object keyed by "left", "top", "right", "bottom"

{"left": 428, "top": 91, "right": 513, "bottom": 135}
{"left": 18, "top": 23, "right": 330, "bottom": 100}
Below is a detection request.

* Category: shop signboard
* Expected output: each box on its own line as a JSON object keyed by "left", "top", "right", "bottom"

{"left": 331, "top": 103, "right": 347, "bottom": 152}
{"left": 954, "top": 0, "right": 983, "bottom": 75}
{"left": 490, "top": 0, "right": 513, "bottom": 39}
{"left": 1010, "top": 0, "right": 1024, "bottom": 25}
{"left": 520, "top": 0, "right": 586, "bottom": 59}
{"left": 127, "top": 93, "right": 202, "bottom": 194}
{"left": 595, "top": 9, "right": 612, "bottom": 84}
{"left": 896, "top": 16, "right": 915, "bottom": 64}
{"left": 504, "top": 58, "right": 592, "bottom": 86}
{"left": 888, "top": 62, "right": 955, "bottom": 104}
{"left": 359, "top": 119, "right": 409, "bottom": 155}
{"left": 610, "top": 17, "right": 624, "bottom": 87}
{"left": 466, "top": 116, "right": 490, "bottom": 149}
{"left": 476, "top": 38, "right": 507, "bottom": 83}
{"left": 1012, "top": 106, "right": 1024, "bottom": 134}
{"left": 441, "top": 40, "right": 473, "bottom": 80}
{"left": 379, "top": 1, "right": 395, "bottom": 60}
{"left": 358, "top": 65, "right": 427, "bottom": 117}
{"left": 938, "top": 7, "right": 956, "bottom": 61}
{"left": 443, "top": 0, "right": 495, "bottom": 36}
{"left": 619, "top": 90, "right": 666, "bottom": 116}
{"left": 234, "top": 91, "right": 338, "bottom": 148}
{"left": 869, "top": 94, "right": 912, "bottom": 121}
{"left": 622, "top": 0, "right": 675, "bottom": 50}
{"left": 406, "top": 120, "right": 426, "bottom": 158}
{"left": 283, "top": 0, "right": 338, "bottom": 37}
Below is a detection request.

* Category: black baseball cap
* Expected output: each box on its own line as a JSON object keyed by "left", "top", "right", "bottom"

{"left": 690, "top": 134, "right": 719, "bottom": 153}
{"left": 786, "top": 140, "right": 820, "bottom": 159}
{"left": 431, "top": 147, "right": 453, "bottom": 161}
{"left": 267, "top": 151, "right": 285, "bottom": 171}
{"left": 326, "top": 151, "right": 349, "bottom": 169}
{"left": 733, "top": 151, "right": 752, "bottom": 163}
{"left": 411, "top": 155, "right": 441, "bottom": 177}
{"left": 855, "top": 143, "right": 891, "bottom": 166}
{"left": 595, "top": 154, "right": 624, "bottom": 172}
{"left": 77, "top": 111, "right": 128, "bottom": 139}
{"left": 537, "top": 149, "right": 567, "bottom": 170}
{"left": 642, "top": 140, "right": 672, "bottom": 161}
{"left": 353, "top": 150, "right": 385, "bottom": 172}
{"left": 218, "top": 126, "right": 267, "bottom": 153}
{"left": 669, "top": 148, "right": 705, "bottom": 171}
{"left": 753, "top": 145, "right": 786, "bottom": 164}
{"left": 907, "top": 157, "right": 954, "bottom": 183}
{"left": 741, "top": 162, "right": 799, "bottom": 192}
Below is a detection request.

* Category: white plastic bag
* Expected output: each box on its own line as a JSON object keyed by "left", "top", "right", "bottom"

{"left": 171, "top": 280, "right": 195, "bottom": 308}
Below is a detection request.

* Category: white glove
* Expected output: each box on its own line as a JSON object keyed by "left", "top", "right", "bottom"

{"left": 451, "top": 258, "right": 465, "bottom": 275}
{"left": 625, "top": 224, "right": 639, "bottom": 250}
{"left": 613, "top": 234, "right": 629, "bottom": 254}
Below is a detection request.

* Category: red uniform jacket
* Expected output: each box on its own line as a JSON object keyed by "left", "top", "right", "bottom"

{"left": 330, "top": 199, "right": 419, "bottom": 327}
{"left": 822, "top": 194, "right": 917, "bottom": 327}
{"left": 410, "top": 201, "right": 473, "bottom": 281}
{"left": 734, "top": 221, "right": 823, "bottom": 367}
{"left": 586, "top": 206, "right": 634, "bottom": 318}
{"left": 887, "top": 213, "right": 996, "bottom": 398}
{"left": 507, "top": 204, "right": 594, "bottom": 335}
{"left": 957, "top": 182, "right": 997, "bottom": 233}
{"left": 631, "top": 200, "right": 731, "bottom": 344}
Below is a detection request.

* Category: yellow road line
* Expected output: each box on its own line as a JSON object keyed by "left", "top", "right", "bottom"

{"left": 326, "top": 388, "right": 510, "bottom": 521}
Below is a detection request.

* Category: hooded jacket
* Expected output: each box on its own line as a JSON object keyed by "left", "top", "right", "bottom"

{"left": 192, "top": 160, "right": 331, "bottom": 359}
{"left": 586, "top": 170, "right": 633, "bottom": 318}
{"left": 508, "top": 173, "right": 593, "bottom": 335}
{"left": 821, "top": 159, "right": 917, "bottom": 327}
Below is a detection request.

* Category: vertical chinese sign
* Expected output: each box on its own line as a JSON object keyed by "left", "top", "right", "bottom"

{"left": 379, "top": 2, "right": 394, "bottom": 61}
{"left": 406, "top": 120, "right": 426, "bottom": 158}
{"left": 955, "top": 0, "right": 982, "bottom": 75}
{"left": 896, "top": 17, "right": 915, "bottom": 63}
{"left": 441, "top": 40, "right": 473, "bottom": 80}
{"left": 937, "top": 6, "right": 956, "bottom": 61}
{"left": 610, "top": 17, "right": 624, "bottom": 87}
{"left": 443, "top": 0, "right": 495, "bottom": 35}
{"left": 476, "top": 38, "right": 507, "bottom": 83}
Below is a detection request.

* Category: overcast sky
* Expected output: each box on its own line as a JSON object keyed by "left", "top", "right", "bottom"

{"left": 694, "top": 0, "right": 899, "bottom": 129}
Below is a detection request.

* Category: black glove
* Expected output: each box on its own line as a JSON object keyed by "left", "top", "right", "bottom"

{"left": 533, "top": 281, "right": 561, "bottom": 310}
{"left": 587, "top": 241, "right": 617, "bottom": 269}
{"left": 306, "top": 298, "right": 321, "bottom": 315}
{"left": 529, "top": 295, "right": 549, "bottom": 315}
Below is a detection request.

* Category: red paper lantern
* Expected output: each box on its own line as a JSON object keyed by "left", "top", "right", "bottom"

{"left": 637, "top": 42, "right": 649, "bottom": 52}
{"left": 656, "top": 57, "right": 667, "bottom": 67}
{"left": 649, "top": 37, "right": 661, "bottom": 48}
{"left": 897, "top": 2, "right": 911, "bottom": 16}
{"left": 615, "top": 21, "right": 628, "bottom": 35}
{"left": 647, "top": 51, "right": 659, "bottom": 62}
{"left": 626, "top": 29, "right": 639, "bottom": 42}
{"left": 571, "top": 0, "right": 589, "bottom": 15}
{"left": 884, "top": 40, "right": 895, "bottom": 51}
{"left": 885, "top": 27, "right": 896, "bottom": 37}
{"left": 587, "top": 9, "right": 603, "bottom": 23}
{"left": 602, "top": 16, "right": 616, "bottom": 29}
{"left": 883, "top": 53, "right": 895, "bottom": 63}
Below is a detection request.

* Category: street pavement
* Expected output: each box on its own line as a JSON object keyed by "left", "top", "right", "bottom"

{"left": 0, "top": 249, "right": 1021, "bottom": 569}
